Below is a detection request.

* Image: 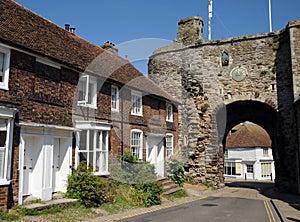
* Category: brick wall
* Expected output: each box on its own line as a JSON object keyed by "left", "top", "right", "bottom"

{"left": 0, "top": 49, "right": 79, "bottom": 211}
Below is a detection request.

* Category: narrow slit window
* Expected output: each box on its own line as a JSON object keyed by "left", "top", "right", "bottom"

{"left": 221, "top": 52, "right": 229, "bottom": 66}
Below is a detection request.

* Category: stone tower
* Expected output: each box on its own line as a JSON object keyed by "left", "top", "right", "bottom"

{"left": 149, "top": 16, "right": 300, "bottom": 193}
{"left": 176, "top": 16, "right": 204, "bottom": 46}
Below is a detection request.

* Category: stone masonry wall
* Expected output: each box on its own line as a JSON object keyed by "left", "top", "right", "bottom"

{"left": 149, "top": 17, "right": 300, "bottom": 192}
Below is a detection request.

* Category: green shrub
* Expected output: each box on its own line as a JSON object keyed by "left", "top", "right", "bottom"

{"left": 66, "top": 161, "right": 111, "bottom": 207}
{"left": 166, "top": 155, "right": 186, "bottom": 187}
{"left": 200, "top": 103, "right": 209, "bottom": 113}
{"left": 111, "top": 153, "right": 157, "bottom": 184}
{"left": 135, "top": 182, "right": 162, "bottom": 207}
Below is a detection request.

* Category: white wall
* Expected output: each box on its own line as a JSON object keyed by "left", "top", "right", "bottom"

{"left": 225, "top": 147, "right": 275, "bottom": 180}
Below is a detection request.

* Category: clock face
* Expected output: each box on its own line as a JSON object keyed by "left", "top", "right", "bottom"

{"left": 231, "top": 67, "right": 247, "bottom": 82}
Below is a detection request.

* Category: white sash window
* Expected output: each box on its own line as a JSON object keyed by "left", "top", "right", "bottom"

{"left": 0, "top": 45, "right": 11, "bottom": 90}
{"left": 77, "top": 75, "right": 97, "bottom": 108}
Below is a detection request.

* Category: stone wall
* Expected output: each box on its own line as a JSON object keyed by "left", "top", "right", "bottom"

{"left": 149, "top": 17, "right": 300, "bottom": 192}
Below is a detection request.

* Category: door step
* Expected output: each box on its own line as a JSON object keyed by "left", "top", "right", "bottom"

{"left": 157, "top": 177, "right": 182, "bottom": 195}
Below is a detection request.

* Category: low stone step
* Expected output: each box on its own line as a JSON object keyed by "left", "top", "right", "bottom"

{"left": 163, "top": 187, "right": 182, "bottom": 195}
{"left": 23, "top": 198, "right": 78, "bottom": 210}
{"left": 157, "top": 177, "right": 182, "bottom": 195}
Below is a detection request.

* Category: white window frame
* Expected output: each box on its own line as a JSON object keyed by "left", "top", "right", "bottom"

{"left": 246, "top": 164, "right": 254, "bottom": 173}
{"left": 130, "top": 129, "right": 143, "bottom": 159}
{"left": 0, "top": 108, "right": 16, "bottom": 185}
{"left": 0, "top": 45, "right": 11, "bottom": 90}
{"left": 111, "top": 85, "right": 119, "bottom": 112}
{"left": 77, "top": 74, "right": 97, "bottom": 109}
{"left": 165, "top": 134, "right": 174, "bottom": 159}
{"left": 166, "top": 103, "right": 173, "bottom": 122}
{"left": 131, "top": 90, "right": 143, "bottom": 116}
{"left": 77, "top": 129, "right": 109, "bottom": 175}
{"left": 261, "top": 162, "right": 272, "bottom": 178}
{"left": 263, "top": 148, "right": 269, "bottom": 157}
{"left": 75, "top": 121, "right": 111, "bottom": 175}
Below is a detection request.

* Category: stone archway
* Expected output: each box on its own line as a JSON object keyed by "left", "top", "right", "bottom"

{"left": 217, "top": 100, "right": 278, "bottom": 183}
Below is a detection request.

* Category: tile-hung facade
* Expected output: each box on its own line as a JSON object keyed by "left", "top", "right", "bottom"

{"left": 0, "top": 0, "right": 179, "bottom": 211}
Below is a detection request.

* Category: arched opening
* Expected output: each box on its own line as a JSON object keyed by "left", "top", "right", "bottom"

{"left": 216, "top": 100, "right": 278, "bottom": 185}
{"left": 224, "top": 122, "right": 275, "bottom": 181}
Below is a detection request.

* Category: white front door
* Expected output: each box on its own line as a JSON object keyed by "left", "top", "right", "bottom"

{"left": 23, "top": 136, "right": 43, "bottom": 197}
{"left": 41, "top": 137, "right": 53, "bottom": 201}
{"left": 146, "top": 136, "right": 165, "bottom": 178}
{"left": 23, "top": 136, "right": 71, "bottom": 201}
{"left": 53, "top": 138, "right": 71, "bottom": 193}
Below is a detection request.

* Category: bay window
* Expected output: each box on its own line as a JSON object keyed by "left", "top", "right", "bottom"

{"left": 78, "top": 130, "right": 109, "bottom": 175}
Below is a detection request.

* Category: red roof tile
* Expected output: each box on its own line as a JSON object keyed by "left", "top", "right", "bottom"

{"left": 0, "top": 0, "right": 177, "bottom": 102}
{"left": 226, "top": 123, "right": 271, "bottom": 148}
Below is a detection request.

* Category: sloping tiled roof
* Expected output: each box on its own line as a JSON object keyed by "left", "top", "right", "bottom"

{"left": 226, "top": 123, "right": 271, "bottom": 148}
{"left": 0, "top": 0, "right": 102, "bottom": 70}
{"left": 0, "top": 0, "right": 177, "bottom": 102}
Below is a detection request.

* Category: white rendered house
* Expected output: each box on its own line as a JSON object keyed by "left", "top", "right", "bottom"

{"left": 224, "top": 123, "right": 275, "bottom": 180}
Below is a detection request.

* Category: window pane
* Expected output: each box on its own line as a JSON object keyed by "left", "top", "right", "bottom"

{"left": 131, "top": 131, "right": 141, "bottom": 158}
{"left": 166, "top": 104, "right": 173, "bottom": 121}
{"left": 0, "top": 149, "right": 5, "bottom": 179}
{"left": 87, "top": 82, "right": 94, "bottom": 104}
{"left": 0, "top": 52, "right": 4, "bottom": 82}
{"left": 79, "top": 152, "right": 87, "bottom": 163}
{"left": 111, "top": 86, "right": 118, "bottom": 110}
{"left": 79, "top": 131, "right": 87, "bottom": 150}
{"left": 0, "top": 131, "right": 6, "bottom": 147}
{"left": 89, "top": 130, "right": 94, "bottom": 151}
{"left": 102, "top": 131, "right": 107, "bottom": 151}
{"left": 78, "top": 77, "right": 87, "bottom": 102}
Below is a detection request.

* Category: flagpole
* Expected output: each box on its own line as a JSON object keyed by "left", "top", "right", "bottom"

{"left": 208, "top": 0, "right": 212, "bottom": 40}
{"left": 268, "top": 0, "right": 273, "bottom": 32}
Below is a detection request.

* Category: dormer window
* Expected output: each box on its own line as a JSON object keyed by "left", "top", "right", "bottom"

{"left": 78, "top": 74, "right": 97, "bottom": 108}
{"left": 0, "top": 46, "right": 11, "bottom": 90}
{"left": 166, "top": 103, "right": 173, "bottom": 122}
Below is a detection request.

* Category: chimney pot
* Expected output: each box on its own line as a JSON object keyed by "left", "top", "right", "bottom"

{"left": 65, "top": 24, "right": 70, "bottom": 31}
{"left": 70, "top": 27, "right": 76, "bottom": 34}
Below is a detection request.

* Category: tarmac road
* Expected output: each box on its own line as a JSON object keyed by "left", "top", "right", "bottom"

{"left": 115, "top": 196, "right": 279, "bottom": 222}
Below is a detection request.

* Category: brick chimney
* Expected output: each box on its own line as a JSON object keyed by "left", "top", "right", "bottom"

{"left": 102, "top": 41, "right": 118, "bottom": 55}
{"left": 176, "top": 16, "right": 204, "bottom": 46}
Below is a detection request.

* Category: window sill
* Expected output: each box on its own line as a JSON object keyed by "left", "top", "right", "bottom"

{"left": 111, "top": 109, "right": 119, "bottom": 113}
{"left": 131, "top": 113, "right": 143, "bottom": 117}
{"left": 0, "top": 85, "right": 9, "bottom": 91}
{"left": 0, "top": 180, "right": 11, "bottom": 186}
{"left": 93, "top": 172, "right": 110, "bottom": 176}
{"left": 166, "top": 120, "right": 173, "bottom": 123}
{"left": 77, "top": 103, "right": 97, "bottom": 110}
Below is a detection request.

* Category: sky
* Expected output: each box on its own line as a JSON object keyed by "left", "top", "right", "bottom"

{"left": 13, "top": 0, "right": 300, "bottom": 74}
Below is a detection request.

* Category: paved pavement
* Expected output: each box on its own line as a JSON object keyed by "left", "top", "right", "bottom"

{"left": 86, "top": 180, "right": 300, "bottom": 222}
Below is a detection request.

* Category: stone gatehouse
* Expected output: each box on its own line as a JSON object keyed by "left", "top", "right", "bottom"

{"left": 149, "top": 16, "right": 300, "bottom": 193}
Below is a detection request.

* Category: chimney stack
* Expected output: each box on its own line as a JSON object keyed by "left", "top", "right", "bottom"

{"left": 102, "top": 41, "right": 118, "bottom": 55}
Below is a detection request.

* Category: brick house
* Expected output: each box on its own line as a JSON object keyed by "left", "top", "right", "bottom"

{"left": 0, "top": 0, "right": 178, "bottom": 210}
